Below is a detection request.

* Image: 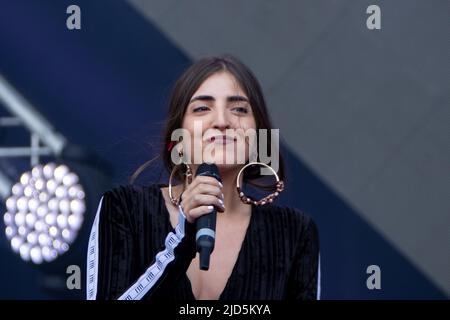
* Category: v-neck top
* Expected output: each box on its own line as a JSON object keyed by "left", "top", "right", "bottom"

{"left": 88, "top": 184, "right": 320, "bottom": 300}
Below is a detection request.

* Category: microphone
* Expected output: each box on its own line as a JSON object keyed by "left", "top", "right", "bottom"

{"left": 195, "top": 163, "right": 222, "bottom": 271}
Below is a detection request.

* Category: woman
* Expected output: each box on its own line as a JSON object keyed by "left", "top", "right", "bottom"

{"left": 86, "top": 55, "right": 320, "bottom": 300}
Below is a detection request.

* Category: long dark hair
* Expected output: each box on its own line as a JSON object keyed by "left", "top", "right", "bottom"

{"left": 130, "top": 54, "right": 285, "bottom": 186}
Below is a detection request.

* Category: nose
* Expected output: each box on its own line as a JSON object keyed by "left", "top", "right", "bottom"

{"left": 212, "top": 105, "right": 231, "bottom": 131}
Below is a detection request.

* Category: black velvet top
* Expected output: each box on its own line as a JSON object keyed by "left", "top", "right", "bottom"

{"left": 87, "top": 184, "right": 320, "bottom": 300}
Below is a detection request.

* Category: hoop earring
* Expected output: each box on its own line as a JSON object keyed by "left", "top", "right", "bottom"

{"left": 236, "top": 162, "right": 284, "bottom": 206}
{"left": 168, "top": 149, "right": 192, "bottom": 206}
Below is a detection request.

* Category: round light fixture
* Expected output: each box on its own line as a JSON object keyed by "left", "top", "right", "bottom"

{"left": 3, "top": 162, "right": 86, "bottom": 264}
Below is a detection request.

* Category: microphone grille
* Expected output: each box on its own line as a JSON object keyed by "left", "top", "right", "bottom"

{"left": 196, "top": 163, "right": 221, "bottom": 182}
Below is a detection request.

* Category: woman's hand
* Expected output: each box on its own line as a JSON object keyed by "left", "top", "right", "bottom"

{"left": 180, "top": 176, "right": 224, "bottom": 223}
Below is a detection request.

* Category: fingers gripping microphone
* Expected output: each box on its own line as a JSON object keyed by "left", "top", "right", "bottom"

{"left": 195, "top": 163, "right": 221, "bottom": 271}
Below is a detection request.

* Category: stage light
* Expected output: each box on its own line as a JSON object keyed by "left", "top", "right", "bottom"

{"left": 2, "top": 162, "right": 86, "bottom": 265}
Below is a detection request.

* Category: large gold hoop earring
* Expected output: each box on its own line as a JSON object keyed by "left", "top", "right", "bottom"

{"left": 168, "top": 149, "right": 192, "bottom": 206}
{"left": 236, "top": 162, "right": 284, "bottom": 206}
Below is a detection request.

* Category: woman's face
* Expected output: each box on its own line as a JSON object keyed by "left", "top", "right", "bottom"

{"left": 181, "top": 71, "right": 257, "bottom": 169}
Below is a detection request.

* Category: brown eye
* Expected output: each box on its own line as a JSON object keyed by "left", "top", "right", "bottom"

{"left": 193, "top": 106, "right": 209, "bottom": 112}
{"left": 232, "top": 106, "right": 248, "bottom": 114}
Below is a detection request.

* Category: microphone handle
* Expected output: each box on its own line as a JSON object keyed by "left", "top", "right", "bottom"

{"left": 196, "top": 206, "right": 217, "bottom": 270}
{"left": 194, "top": 163, "right": 221, "bottom": 271}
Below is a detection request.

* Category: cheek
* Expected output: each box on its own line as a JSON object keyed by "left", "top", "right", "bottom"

{"left": 244, "top": 114, "right": 257, "bottom": 130}
{"left": 180, "top": 116, "right": 190, "bottom": 131}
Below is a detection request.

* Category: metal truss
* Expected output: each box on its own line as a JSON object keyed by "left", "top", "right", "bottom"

{"left": 0, "top": 74, "right": 67, "bottom": 199}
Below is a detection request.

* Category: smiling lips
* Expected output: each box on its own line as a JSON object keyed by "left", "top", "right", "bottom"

{"left": 209, "top": 135, "right": 237, "bottom": 144}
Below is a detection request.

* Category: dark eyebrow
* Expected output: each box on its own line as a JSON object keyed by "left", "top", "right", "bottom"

{"left": 189, "top": 95, "right": 249, "bottom": 103}
{"left": 189, "top": 95, "right": 215, "bottom": 103}
{"left": 227, "top": 95, "right": 249, "bottom": 103}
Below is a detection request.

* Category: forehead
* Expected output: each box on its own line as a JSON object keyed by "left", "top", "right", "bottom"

{"left": 192, "top": 72, "right": 246, "bottom": 97}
